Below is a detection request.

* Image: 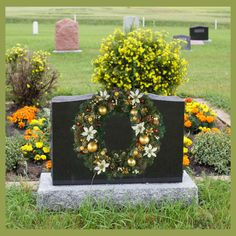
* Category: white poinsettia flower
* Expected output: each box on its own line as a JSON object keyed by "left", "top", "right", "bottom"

{"left": 98, "top": 90, "right": 110, "bottom": 100}
{"left": 81, "top": 126, "right": 97, "bottom": 141}
{"left": 130, "top": 89, "right": 143, "bottom": 105}
{"left": 94, "top": 160, "right": 110, "bottom": 175}
{"left": 133, "top": 169, "right": 139, "bottom": 174}
{"left": 144, "top": 144, "right": 158, "bottom": 158}
{"left": 132, "top": 122, "right": 145, "bottom": 136}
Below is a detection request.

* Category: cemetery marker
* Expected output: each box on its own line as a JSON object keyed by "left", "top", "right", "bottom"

{"left": 32, "top": 21, "right": 39, "bottom": 35}
{"left": 37, "top": 93, "right": 198, "bottom": 209}
{"left": 53, "top": 18, "right": 82, "bottom": 53}
{"left": 123, "top": 16, "right": 139, "bottom": 32}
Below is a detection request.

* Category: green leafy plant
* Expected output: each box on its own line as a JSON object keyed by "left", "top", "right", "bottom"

{"left": 6, "top": 134, "right": 25, "bottom": 172}
{"left": 191, "top": 131, "right": 231, "bottom": 174}
{"left": 92, "top": 28, "right": 188, "bottom": 95}
{"left": 6, "top": 44, "right": 59, "bottom": 107}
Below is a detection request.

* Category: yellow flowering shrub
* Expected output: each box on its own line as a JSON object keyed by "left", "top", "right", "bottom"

{"left": 6, "top": 44, "right": 59, "bottom": 107}
{"left": 20, "top": 116, "right": 50, "bottom": 162}
{"left": 184, "top": 98, "right": 217, "bottom": 134}
{"left": 92, "top": 28, "right": 188, "bottom": 95}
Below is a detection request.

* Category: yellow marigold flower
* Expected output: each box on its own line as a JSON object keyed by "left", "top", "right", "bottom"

{"left": 183, "top": 147, "right": 188, "bottom": 154}
{"left": 41, "top": 155, "right": 47, "bottom": 160}
{"left": 22, "top": 144, "right": 33, "bottom": 152}
{"left": 211, "top": 127, "right": 220, "bottom": 133}
{"left": 29, "top": 119, "right": 39, "bottom": 125}
{"left": 35, "top": 142, "right": 43, "bottom": 148}
{"left": 184, "top": 136, "right": 193, "bottom": 146}
{"left": 34, "top": 154, "right": 41, "bottom": 161}
{"left": 43, "top": 147, "right": 50, "bottom": 153}
{"left": 33, "top": 126, "right": 40, "bottom": 131}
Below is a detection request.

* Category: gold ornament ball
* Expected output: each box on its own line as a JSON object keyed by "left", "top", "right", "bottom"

{"left": 153, "top": 117, "right": 160, "bottom": 125}
{"left": 98, "top": 106, "right": 107, "bottom": 115}
{"left": 79, "top": 146, "right": 85, "bottom": 151}
{"left": 130, "top": 109, "right": 138, "bottom": 116}
{"left": 133, "top": 150, "right": 139, "bottom": 157}
{"left": 139, "top": 135, "right": 150, "bottom": 145}
{"left": 87, "top": 116, "right": 93, "bottom": 123}
{"left": 127, "top": 158, "right": 136, "bottom": 167}
{"left": 87, "top": 142, "right": 98, "bottom": 152}
{"left": 131, "top": 116, "right": 139, "bottom": 123}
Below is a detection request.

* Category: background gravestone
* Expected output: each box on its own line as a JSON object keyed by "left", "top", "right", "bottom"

{"left": 190, "top": 26, "right": 209, "bottom": 40}
{"left": 51, "top": 94, "right": 185, "bottom": 185}
{"left": 32, "top": 21, "right": 39, "bottom": 35}
{"left": 55, "top": 18, "right": 79, "bottom": 51}
{"left": 173, "top": 35, "right": 191, "bottom": 50}
{"left": 123, "top": 16, "right": 139, "bottom": 32}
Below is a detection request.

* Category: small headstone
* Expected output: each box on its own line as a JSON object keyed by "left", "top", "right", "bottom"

{"left": 123, "top": 16, "right": 139, "bottom": 32}
{"left": 142, "top": 16, "right": 145, "bottom": 27}
{"left": 55, "top": 18, "right": 79, "bottom": 51}
{"left": 173, "top": 35, "right": 191, "bottom": 50}
{"left": 215, "top": 19, "right": 218, "bottom": 30}
{"left": 32, "top": 21, "right": 39, "bottom": 35}
{"left": 190, "top": 26, "right": 209, "bottom": 41}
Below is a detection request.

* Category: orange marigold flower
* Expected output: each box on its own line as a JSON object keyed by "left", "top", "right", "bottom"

{"left": 7, "top": 106, "right": 39, "bottom": 129}
{"left": 206, "top": 116, "right": 214, "bottom": 123}
{"left": 183, "top": 155, "right": 190, "bottom": 166}
{"left": 18, "top": 121, "right": 25, "bottom": 128}
{"left": 24, "top": 135, "right": 31, "bottom": 140}
{"left": 192, "top": 107, "right": 199, "bottom": 114}
{"left": 184, "top": 114, "right": 189, "bottom": 121}
{"left": 184, "top": 120, "right": 192, "bottom": 128}
{"left": 197, "top": 115, "right": 206, "bottom": 122}
{"left": 45, "top": 160, "right": 52, "bottom": 169}
{"left": 185, "top": 98, "right": 192, "bottom": 103}
{"left": 25, "top": 129, "right": 32, "bottom": 135}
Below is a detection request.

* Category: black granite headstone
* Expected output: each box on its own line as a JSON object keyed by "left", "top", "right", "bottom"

{"left": 190, "top": 26, "right": 209, "bottom": 40}
{"left": 51, "top": 94, "right": 184, "bottom": 185}
{"left": 173, "top": 35, "right": 191, "bottom": 50}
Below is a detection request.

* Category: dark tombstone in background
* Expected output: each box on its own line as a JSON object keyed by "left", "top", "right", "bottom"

{"left": 173, "top": 35, "right": 191, "bottom": 50}
{"left": 51, "top": 94, "right": 184, "bottom": 185}
{"left": 190, "top": 26, "right": 209, "bottom": 40}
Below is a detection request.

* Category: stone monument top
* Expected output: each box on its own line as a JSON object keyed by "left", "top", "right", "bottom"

{"left": 54, "top": 18, "right": 80, "bottom": 52}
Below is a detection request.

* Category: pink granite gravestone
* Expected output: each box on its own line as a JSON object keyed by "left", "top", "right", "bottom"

{"left": 55, "top": 18, "right": 79, "bottom": 51}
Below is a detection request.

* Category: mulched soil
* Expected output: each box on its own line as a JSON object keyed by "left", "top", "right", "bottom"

{"left": 6, "top": 161, "right": 46, "bottom": 181}
{"left": 189, "top": 161, "right": 217, "bottom": 176}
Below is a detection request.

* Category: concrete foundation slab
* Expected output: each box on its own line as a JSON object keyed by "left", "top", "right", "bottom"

{"left": 37, "top": 171, "right": 198, "bottom": 210}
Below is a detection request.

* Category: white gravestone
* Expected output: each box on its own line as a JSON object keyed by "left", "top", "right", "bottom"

{"left": 123, "top": 16, "right": 139, "bottom": 32}
{"left": 142, "top": 16, "right": 145, "bottom": 27}
{"left": 33, "top": 21, "right": 39, "bottom": 35}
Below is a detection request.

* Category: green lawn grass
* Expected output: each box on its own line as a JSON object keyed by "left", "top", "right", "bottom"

{"left": 5, "top": 7, "right": 231, "bottom": 112}
{"left": 5, "top": 178, "right": 230, "bottom": 229}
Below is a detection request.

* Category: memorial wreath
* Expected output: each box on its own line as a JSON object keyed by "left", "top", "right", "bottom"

{"left": 73, "top": 89, "right": 165, "bottom": 179}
